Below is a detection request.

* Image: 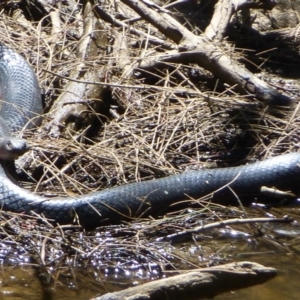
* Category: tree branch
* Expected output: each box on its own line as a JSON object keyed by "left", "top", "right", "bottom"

{"left": 94, "top": 261, "right": 277, "bottom": 300}
{"left": 121, "top": 0, "right": 294, "bottom": 107}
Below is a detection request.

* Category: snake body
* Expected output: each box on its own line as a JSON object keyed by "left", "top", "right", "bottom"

{"left": 0, "top": 43, "right": 43, "bottom": 160}
{"left": 1, "top": 43, "right": 300, "bottom": 228}
{"left": 0, "top": 43, "right": 42, "bottom": 132}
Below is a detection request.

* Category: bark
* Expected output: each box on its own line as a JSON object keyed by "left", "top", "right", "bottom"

{"left": 92, "top": 261, "right": 277, "bottom": 300}
{"left": 44, "top": 1, "right": 109, "bottom": 137}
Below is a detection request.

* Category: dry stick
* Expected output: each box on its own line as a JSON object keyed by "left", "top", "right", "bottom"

{"left": 205, "top": 0, "right": 236, "bottom": 41}
{"left": 40, "top": 67, "right": 264, "bottom": 109}
{"left": 157, "top": 216, "right": 293, "bottom": 242}
{"left": 121, "top": 0, "right": 293, "bottom": 107}
{"left": 93, "top": 261, "right": 277, "bottom": 300}
{"left": 49, "top": 9, "right": 61, "bottom": 37}
{"left": 42, "top": 67, "right": 209, "bottom": 94}
{"left": 205, "top": 0, "right": 276, "bottom": 41}
{"left": 126, "top": 0, "right": 189, "bottom": 24}
{"left": 272, "top": 101, "right": 300, "bottom": 149}
{"left": 90, "top": 0, "right": 174, "bottom": 49}
{"left": 122, "top": 0, "right": 195, "bottom": 44}
{"left": 45, "top": 1, "right": 107, "bottom": 137}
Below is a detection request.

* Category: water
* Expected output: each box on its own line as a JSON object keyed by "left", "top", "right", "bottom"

{"left": 1, "top": 206, "right": 300, "bottom": 300}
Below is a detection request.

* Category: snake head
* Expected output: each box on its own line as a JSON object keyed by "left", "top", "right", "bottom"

{"left": 0, "top": 137, "right": 29, "bottom": 160}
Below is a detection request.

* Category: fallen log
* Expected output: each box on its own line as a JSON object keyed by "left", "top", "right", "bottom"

{"left": 92, "top": 261, "right": 277, "bottom": 300}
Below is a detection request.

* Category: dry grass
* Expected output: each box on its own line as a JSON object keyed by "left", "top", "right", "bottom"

{"left": 1, "top": 3, "right": 300, "bottom": 195}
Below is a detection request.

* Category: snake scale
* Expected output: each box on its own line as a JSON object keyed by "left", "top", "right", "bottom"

{"left": 0, "top": 42, "right": 300, "bottom": 228}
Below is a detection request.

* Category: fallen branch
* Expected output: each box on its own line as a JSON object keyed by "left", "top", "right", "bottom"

{"left": 156, "top": 216, "right": 293, "bottom": 242}
{"left": 44, "top": 2, "right": 109, "bottom": 137}
{"left": 92, "top": 261, "right": 277, "bottom": 300}
{"left": 120, "top": 0, "right": 294, "bottom": 107}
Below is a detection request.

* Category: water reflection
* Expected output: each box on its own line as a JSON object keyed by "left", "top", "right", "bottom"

{"left": 0, "top": 206, "right": 300, "bottom": 300}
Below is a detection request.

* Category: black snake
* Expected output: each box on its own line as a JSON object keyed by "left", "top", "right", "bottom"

{"left": 0, "top": 42, "right": 300, "bottom": 228}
